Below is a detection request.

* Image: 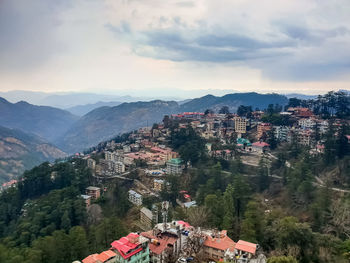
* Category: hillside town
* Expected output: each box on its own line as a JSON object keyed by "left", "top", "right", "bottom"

{"left": 74, "top": 100, "right": 350, "bottom": 263}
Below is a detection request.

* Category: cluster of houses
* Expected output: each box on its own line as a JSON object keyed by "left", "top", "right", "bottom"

{"left": 78, "top": 220, "right": 260, "bottom": 263}
{"left": 87, "top": 134, "right": 182, "bottom": 177}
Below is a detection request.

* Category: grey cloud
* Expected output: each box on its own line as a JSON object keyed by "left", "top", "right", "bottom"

{"left": 0, "top": 0, "right": 72, "bottom": 71}
{"left": 106, "top": 18, "right": 350, "bottom": 81}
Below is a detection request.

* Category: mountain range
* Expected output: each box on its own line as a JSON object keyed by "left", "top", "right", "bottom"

{"left": 0, "top": 126, "right": 66, "bottom": 184}
{"left": 0, "top": 97, "right": 78, "bottom": 142}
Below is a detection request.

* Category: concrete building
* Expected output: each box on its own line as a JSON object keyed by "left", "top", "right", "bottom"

{"left": 296, "top": 129, "right": 315, "bottom": 146}
{"left": 86, "top": 186, "right": 101, "bottom": 200}
{"left": 166, "top": 158, "right": 184, "bottom": 175}
{"left": 274, "top": 126, "right": 290, "bottom": 142}
{"left": 80, "top": 194, "right": 91, "bottom": 208}
{"left": 257, "top": 123, "right": 271, "bottom": 140}
{"left": 153, "top": 179, "right": 164, "bottom": 192}
{"left": 129, "top": 190, "right": 143, "bottom": 206}
{"left": 140, "top": 207, "right": 153, "bottom": 229}
{"left": 203, "top": 230, "right": 236, "bottom": 261}
{"left": 141, "top": 221, "right": 193, "bottom": 263}
{"left": 298, "top": 118, "right": 316, "bottom": 129}
{"left": 87, "top": 158, "right": 96, "bottom": 170}
{"left": 111, "top": 233, "right": 150, "bottom": 263}
{"left": 114, "top": 162, "right": 126, "bottom": 174}
{"left": 234, "top": 117, "right": 248, "bottom": 134}
{"left": 233, "top": 240, "right": 257, "bottom": 262}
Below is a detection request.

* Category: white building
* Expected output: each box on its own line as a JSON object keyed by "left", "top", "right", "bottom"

{"left": 298, "top": 118, "right": 316, "bottom": 129}
{"left": 274, "top": 126, "right": 290, "bottom": 142}
{"left": 114, "top": 161, "right": 125, "bottom": 174}
{"left": 128, "top": 190, "right": 143, "bottom": 206}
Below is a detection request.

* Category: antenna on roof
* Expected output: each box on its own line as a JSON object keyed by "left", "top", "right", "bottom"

{"left": 161, "top": 201, "right": 169, "bottom": 230}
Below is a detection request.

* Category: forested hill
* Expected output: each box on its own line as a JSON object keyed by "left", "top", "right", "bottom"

{"left": 0, "top": 126, "right": 66, "bottom": 183}
{"left": 0, "top": 97, "right": 78, "bottom": 142}
{"left": 180, "top": 92, "right": 288, "bottom": 112}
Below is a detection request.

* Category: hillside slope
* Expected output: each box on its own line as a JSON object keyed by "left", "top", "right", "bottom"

{"left": 0, "top": 126, "right": 66, "bottom": 183}
{"left": 58, "top": 100, "right": 179, "bottom": 153}
{"left": 0, "top": 97, "right": 78, "bottom": 142}
{"left": 180, "top": 92, "right": 288, "bottom": 112}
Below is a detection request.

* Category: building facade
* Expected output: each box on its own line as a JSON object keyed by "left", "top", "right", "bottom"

{"left": 129, "top": 190, "right": 143, "bottom": 206}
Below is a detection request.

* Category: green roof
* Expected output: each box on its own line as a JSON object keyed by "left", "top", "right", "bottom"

{"left": 237, "top": 137, "right": 252, "bottom": 146}
{"left": 168, "top": 158, "right": 183, "bottom": 164}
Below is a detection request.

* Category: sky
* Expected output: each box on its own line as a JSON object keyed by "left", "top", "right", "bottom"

{"left": 0, "top": 0, "right": 350, "bottom": 96}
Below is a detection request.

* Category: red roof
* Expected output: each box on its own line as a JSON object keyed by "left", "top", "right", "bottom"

{"left": 235, "top": 240, "right": 257, "bottom": 254}
{"left": 111, "top": 233, "right": 143, "bottom": 259}
{"left": 204, "top": 231, "right": 235, "bottom": 251}
{"left": 82, "top": 254, "right": 99, "bottom": 263}
{"left": 97, "top": 250, "right": 117, "bottom": 262}
{"left": 177, "top": 220, "right": 191, "bottom": 228}
{"left": 141, "top": 231, "right": 177, "bottom": 255}
{"left": 252, "top": 142, "right": 270, "bottom": 147}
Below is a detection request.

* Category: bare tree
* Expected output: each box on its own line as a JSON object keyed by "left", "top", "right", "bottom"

{"left": 187, "top": 206, "right": 209, "bottom": 228}
{"left": 325, "top": 198, "right": 350, "bottom": 238}
{"left": 87, "top": 204, "right": 103, "bottom": 225}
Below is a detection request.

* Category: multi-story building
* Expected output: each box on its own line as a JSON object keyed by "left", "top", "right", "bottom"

{"left": 141, "top": 221, "right": 193, "bottom": 263}
{"left": 87, "top": 158, "right": 96, "bottom": 170}
{"left": 274, "top": 126, "right": 290, "bottom": 142}
{"left": 296, "top": 129, "right": 315, "bottom": 146}
{"left": 128, "top": 190, "right": 143, "bottom": 206}
{"left": 114, "top": 162, "right": 125, "bottom": 174}
{"left": 257, "top": 123, "right": 271, "bottom": 140}
{"left": 234, "top": 116, "right": 248, "bottom": 134}
{"left": 123, "top": 145, "right": 131, "bottom": 153}
{"left": 166, "top": 158, "right": 184, "bottom": 175}
{"left": 203, "top": 230, "right": 236, "bottom": 261}
{"left": 140, "top": 207, "right": 153, "bottom": 229}
{"left": 80, "top": 194, "right": 91, "bottom": 208}
{"left": 111, "top": 233, "right": 150, "bottom": 263}
{"left": 86, "top": 186, "right": 101, "bottom": 200}
{"left": 298, "top": 118, "right": 316, "bottom": 129}
{"left": 153, "top": 179, "right": 164, "bottom": 192}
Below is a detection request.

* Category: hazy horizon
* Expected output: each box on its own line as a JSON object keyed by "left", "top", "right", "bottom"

{"left": 1, "top": 1, "right": 350, "bottom": 96}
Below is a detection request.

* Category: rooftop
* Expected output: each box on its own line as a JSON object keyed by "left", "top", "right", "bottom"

{"left": 86, "top": 186, "right": 100, "bottom": 191}
{"left": 203, "top": 230, "right": 235, "bottom": 251}
{"left": 235, "top": 240, "right": 257, "bottom": 254}
{"left": 168, "top": 158, "right": 183, "bottom": 165}
{"left": 111, "top": 233, "right": 145, "bottom": 259}
{"left": 96, "top": 250, "right": 117, "bottom": 262}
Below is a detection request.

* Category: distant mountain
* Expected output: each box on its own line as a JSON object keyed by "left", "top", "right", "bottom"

{"left": 0, "top": 126, "right": 66, "bottom": 183}
{"left": 180, "top": 92, "right": 288, "bottom": 112}
{"left": 0, "top": 97, "right": 78, "bottom": 142}
{"left": 0, "top": 90, "right": 180, "bottom": 108}
{"left": 57, "top": 100, "right": 179, "bottom": 153}
{"left": 66, "top": 101, "right": 122, "bottom": 116}
{"left": 285, "top": 93, "right": 318, "bottom": 100}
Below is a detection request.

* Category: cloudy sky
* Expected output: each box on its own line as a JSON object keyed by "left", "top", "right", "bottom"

{"left": 0, "top": 0, "right": 349, "bottom": 96}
